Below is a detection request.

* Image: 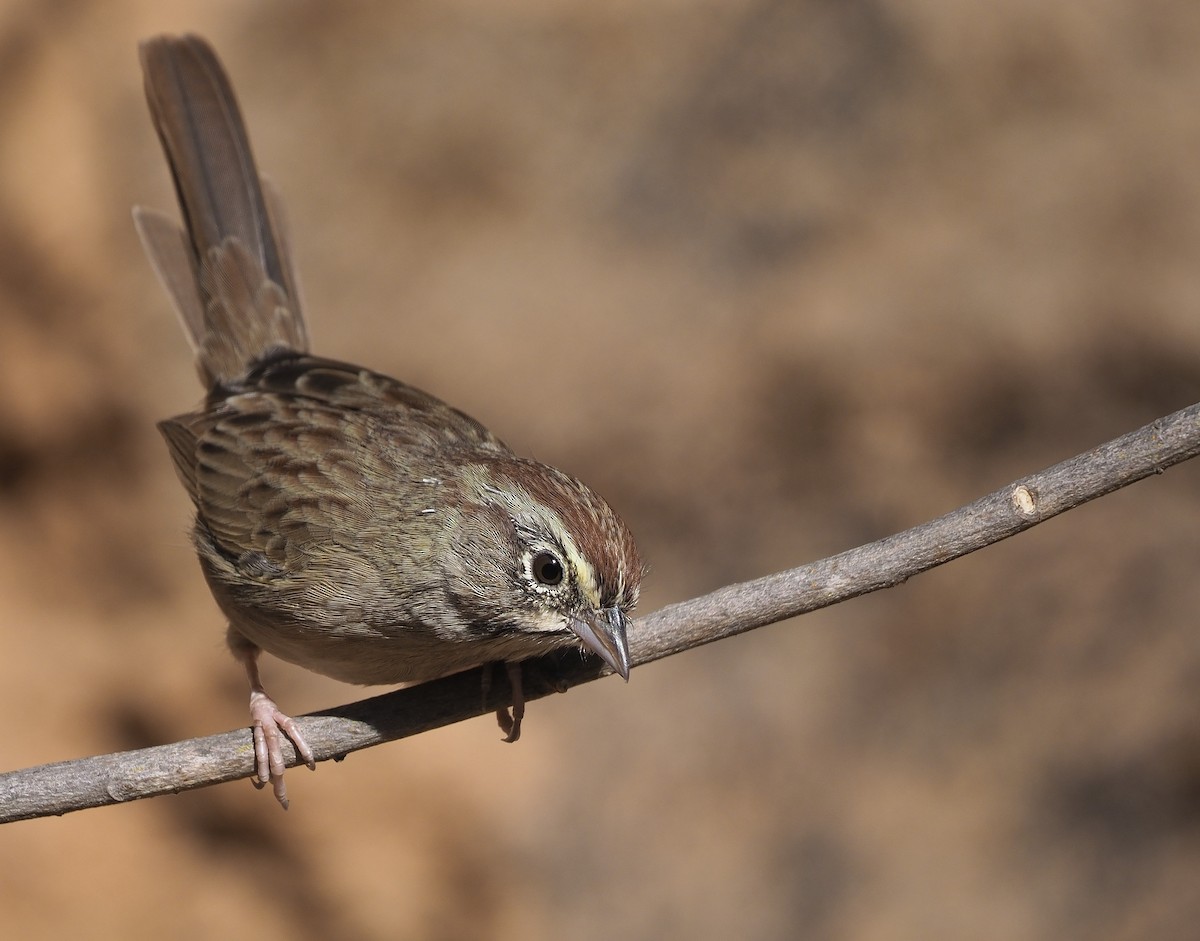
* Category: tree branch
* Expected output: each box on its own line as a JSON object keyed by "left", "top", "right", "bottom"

{"left": 2, "top": 402, "right": 1198, "bottom": 824}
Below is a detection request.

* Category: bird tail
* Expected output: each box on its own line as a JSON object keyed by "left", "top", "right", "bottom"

{"left": 134, "top": 34, "right": 308, "bottom": 389}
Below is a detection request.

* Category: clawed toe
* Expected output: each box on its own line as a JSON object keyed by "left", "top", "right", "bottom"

{"left": 495, "top": 661, "right": 525, "bottom": 743}
{"left": 249, "top": 689, "right": 314, "bottom": 809}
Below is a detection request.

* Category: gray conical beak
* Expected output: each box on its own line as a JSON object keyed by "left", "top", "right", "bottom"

{"left": 569, "top": 608, "right": 631, "bottom": 680}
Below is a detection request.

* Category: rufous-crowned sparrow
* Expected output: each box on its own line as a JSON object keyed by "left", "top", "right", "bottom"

{"left": 134, "top": 34, "right": 643, "bottom": 807}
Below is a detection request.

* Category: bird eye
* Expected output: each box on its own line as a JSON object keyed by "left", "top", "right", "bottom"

{"left": 531, "top": 551, "right": 564, "bottom": 586}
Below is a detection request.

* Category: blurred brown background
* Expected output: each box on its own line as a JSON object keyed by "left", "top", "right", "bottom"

{"left": 3, "top": 1, "right": 1200, "bottom": 938}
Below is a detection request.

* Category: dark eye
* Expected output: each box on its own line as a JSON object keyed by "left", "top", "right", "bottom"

{"left": 531, "top": 552, "right": 564, "bottom": 586}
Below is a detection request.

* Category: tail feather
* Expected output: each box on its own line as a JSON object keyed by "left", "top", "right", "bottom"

{"left": 135, "top": 34, "right": 307, "bottom": 388}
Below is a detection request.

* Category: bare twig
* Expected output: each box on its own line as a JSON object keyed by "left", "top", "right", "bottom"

{"left": 2, "top": 402, "right": 1197, "bottom": 824}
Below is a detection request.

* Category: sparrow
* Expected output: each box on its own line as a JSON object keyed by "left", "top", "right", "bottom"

{"left": 133, "top": 34, "right": 643, "bottom": 806}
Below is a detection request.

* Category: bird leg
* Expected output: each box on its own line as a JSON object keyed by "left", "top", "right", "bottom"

{"left": 229, "top": 632, "right": 315, "bottom": 808}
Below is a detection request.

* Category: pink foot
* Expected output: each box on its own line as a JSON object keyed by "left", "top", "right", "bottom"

{"left": 249, "top": 689, "right": 315, "bottom": 809}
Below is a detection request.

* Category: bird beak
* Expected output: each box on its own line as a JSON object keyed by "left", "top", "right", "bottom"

{"left": 569, "top": 608, "right": 631, "bottom": 681}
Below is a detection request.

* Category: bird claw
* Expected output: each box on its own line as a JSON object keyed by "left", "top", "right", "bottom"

{"left": 248, "top": 689, "right": 315, "bottom": 809}
{"left": 493, "top": 661, "right": 525, "bottom": 743}
{"left": 496, "top": 704, "right": 522, "bottom": 743}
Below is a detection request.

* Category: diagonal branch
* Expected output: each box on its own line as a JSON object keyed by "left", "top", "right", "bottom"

{"left": 2, "top": 402, "right": 1198, "bottom": 824}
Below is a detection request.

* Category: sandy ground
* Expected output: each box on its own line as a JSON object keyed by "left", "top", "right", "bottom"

{"left": 2, "top": 1, "right": 1200, "bottom": 938}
